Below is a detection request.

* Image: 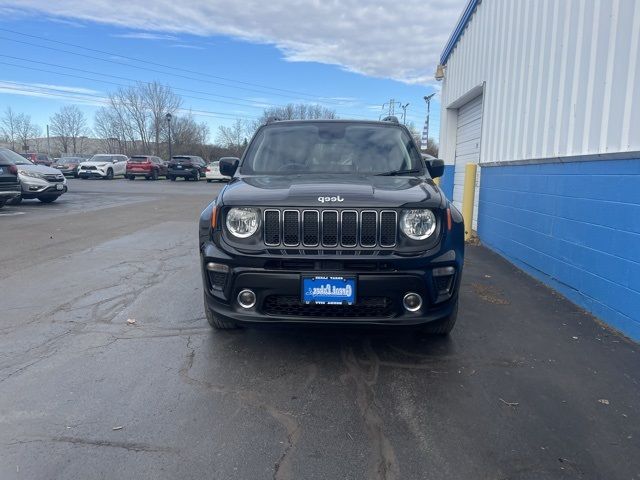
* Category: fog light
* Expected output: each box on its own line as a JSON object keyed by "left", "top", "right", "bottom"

{"left": 433, "top": 266, "right": 455, "bottom": 277}
{"left": 403, "top": 292, "right": 422, "bottom": 312}
{"left": 206, "top": 262, "right": 229, "bottom": 273}
{"left": 237, "top": 289, "right": 256, "bottom": 309}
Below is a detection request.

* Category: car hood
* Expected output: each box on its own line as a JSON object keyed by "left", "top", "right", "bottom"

{"left": 16, "top": 164, "right": 63, "bottom": 175}
{"left": 221, "top": 175, "right": 444, "bottom": 209}
{"left": 80, "top": 161, "right": 110, "bottom": 167}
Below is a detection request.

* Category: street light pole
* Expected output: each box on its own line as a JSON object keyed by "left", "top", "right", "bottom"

{"left": 422, "top": 93, "right": 436, "bottom": 151}
{"left": 401, "top": 103, "right": 410, "bottom": 124}
{"left": 165, "top": 113, "right": 173, "bottom": 160}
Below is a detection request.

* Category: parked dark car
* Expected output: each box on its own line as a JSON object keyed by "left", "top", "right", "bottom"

{"left": 167, "top": 155, "right": 207, "bottom": 181}
{"left": 0, "top": 149, "right": 21, "bottom": 208}
{"left": 198, "top": 118, "right": 464, "bottom": 333}
{"left": 21, "top": 152, "right": 53, "bottom": 166}
{"left": 52, "top": 157, "right": 85, "bottom": 178}
{"left": 126, "top": 155, "right": 167, "bottom": 180}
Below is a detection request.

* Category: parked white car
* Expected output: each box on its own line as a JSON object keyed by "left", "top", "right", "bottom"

{"left": 205, "top": 161, "right": 227, "bottom": 182}
{"left": 78, "top": 154, "right": 128, "bottom": 179}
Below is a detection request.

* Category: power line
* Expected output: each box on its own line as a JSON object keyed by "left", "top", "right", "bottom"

{"left": 0, "top": 55, "right": 374, "bottom": 119}
{"left": 0, "top": 80, "right": 260, "bottom": 121}
{"left": 0, "top": 27, "right": 354, "bottom": 105}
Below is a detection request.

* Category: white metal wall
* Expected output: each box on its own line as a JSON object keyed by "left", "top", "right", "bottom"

{"left": 453, "top": 94, "right": 483, "bottom": 229}
{"left": 439, "top": 0, "right": 640, "bottom": 166}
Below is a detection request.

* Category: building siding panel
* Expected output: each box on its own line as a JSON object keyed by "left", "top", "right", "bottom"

{"left": 478, "top": 158, "right": 640, "bottom": 340}
{"left": 439, "top": 0, "right": 640, "bottom": 165}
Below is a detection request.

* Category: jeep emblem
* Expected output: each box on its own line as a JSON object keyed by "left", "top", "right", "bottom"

{"left": 318, "top": 195, "right": 344, "bottom": 203}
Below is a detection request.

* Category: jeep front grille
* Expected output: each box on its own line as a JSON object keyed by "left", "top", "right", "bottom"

{"left": 263, "top": 209, "right": 397, "bottom": 248}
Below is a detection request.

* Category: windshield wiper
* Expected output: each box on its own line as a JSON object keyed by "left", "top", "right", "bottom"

{"left": 375, "top": 168, "right": 421, "bottom": 176}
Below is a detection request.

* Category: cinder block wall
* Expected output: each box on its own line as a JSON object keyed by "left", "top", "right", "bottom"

{"left": 477, "top": 157, "right": 640, "bottom": 340}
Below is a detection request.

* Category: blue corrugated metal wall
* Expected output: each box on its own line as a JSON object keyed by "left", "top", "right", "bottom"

{"left": 478, "top": 158, "right": 640, "bottom": 340}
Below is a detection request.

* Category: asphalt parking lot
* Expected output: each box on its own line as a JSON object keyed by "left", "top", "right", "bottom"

{"left": 1, "top": 178, "right": 638, "bottom": 480}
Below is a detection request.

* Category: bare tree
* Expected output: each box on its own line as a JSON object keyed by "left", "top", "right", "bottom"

{"left": 50, "top": 106, "right": 89, "bottom": 154}
{"left": 108, "top": 85, "right": 151, "bottom": 153}
{"left": 15, "top": 113, "right": 40, "bottom": 152}
{"left": 216, "top": 119, "right": 251, "bottom": 157}
{"left": 0, "top": 107, "right": 19, "bottom": 150}
{"left": 143, "top": 82, "right": 181, "bottom": 155}
{"left": 252, "top": 103, "right": 337, "bottom": 131}
{"left": 170, "top": 112, "right": 210, "bottom": 157}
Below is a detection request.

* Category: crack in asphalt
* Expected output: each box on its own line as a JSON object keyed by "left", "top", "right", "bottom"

{"left": 0, "top": 247, "right": 187, "bottom": 382}
{"left": 341, "top": 338, "right": 400, "bottom": 480}
{"left": 178, "top": 336, "right": 309, "bottom": 480}
{"left": 8, "top": 436, "right": 178, "bottom": 453}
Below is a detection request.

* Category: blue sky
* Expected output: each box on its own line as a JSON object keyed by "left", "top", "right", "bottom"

{"left": 0, "top": 0, "right": 466, "bottom": 143}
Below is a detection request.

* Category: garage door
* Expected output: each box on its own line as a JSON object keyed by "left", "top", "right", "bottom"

{"left": 453, "top": 94, "right": 483, "bottom": 231}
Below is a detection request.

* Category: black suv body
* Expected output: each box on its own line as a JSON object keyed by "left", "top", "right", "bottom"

{"left": 0, "top": 149, "right": 21, "bottom": 208}
{"left": 199, "top": 120, "right": 464, "bottom": 333}
{"left": 167, "top": 155, "right": 206, "bottom": 181}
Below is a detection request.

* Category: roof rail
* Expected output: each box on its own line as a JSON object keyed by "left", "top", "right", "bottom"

{"left": 265, "top": 116, "right": 282, "bottom": 124}
{"left": 381, "top": 115, "right": 400, "bottom": 124}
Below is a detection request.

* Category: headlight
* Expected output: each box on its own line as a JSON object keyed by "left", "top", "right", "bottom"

{"left": 18, "top": 169, "right": 43, "bottom": 179}
{"left": 226, "top": 208, "right": 260, "bottom": 238}
{"left": 400, "top": 209, "right": 437, "bottom": 240}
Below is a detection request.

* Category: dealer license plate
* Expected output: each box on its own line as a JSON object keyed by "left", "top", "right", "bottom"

{"left": 302, "top": 276, "right": 356, "bottom": 305}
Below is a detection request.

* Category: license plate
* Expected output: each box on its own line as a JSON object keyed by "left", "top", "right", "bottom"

{"left": 55, "top": 184, "right": 63, "bottom": 191}
{"left": 302, "top": 276, "right": 356, "bottom": 305}
{"left": 177, "top": 165, "right": 183, "bottom": 169}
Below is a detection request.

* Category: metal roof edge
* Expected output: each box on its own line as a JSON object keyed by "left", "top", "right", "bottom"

{"left": 439, "top": 0, "right": 482, "bottom": 65}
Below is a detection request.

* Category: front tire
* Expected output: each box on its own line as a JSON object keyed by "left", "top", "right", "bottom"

{"left": 8, "top": 196, "right": 22, "bottom": 205}
{"left": 105, "top": 169, "right": 114, "bottom": 180}
{"left": 169, "top": 175, "right": 176, "bottom": 181}
{"left": 151, "top": 169, "right": 158, "bottom": 181}
{"left": 207, "top": 179, "right": 212, "bottom": 183}
{"left": 128, "top": 175, "right": 135, "bottom": 181}
{"left": 421, "top": 300, "right": 458, "bottom": 335}
{"left": 204, "top": 296, "right": 238, "bottom": 330}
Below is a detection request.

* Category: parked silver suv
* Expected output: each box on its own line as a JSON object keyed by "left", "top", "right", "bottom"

{"left": 2, "top": 149, "right": 68, "bottom": 204}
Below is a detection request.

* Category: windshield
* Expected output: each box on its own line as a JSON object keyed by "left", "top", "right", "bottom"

{"left": 0, "top": 148, "right": 33, "bottom": 165}
{"left": 240, "top": 123, "right": 424, "bottom": 175}
{"left": 88, "top": 155, "right": 111, "bottom": 162}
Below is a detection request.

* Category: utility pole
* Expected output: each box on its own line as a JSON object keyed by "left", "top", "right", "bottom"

{"left": 421, "top": 93, "right": 436, "bottom": 151}
{"left": 380, "top": 99, "right": 404, "bottom": 120}
{"left": 46, "top": 124, "right": 51, "bottom": 155}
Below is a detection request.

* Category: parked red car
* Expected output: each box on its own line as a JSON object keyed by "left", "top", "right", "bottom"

{"left": 126, "top": 155, "right": 167, "bottom": 180}
{"left": 21, "top": 152, "right": 53, "bottom": 166}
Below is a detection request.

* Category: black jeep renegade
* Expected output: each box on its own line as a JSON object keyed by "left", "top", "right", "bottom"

{"left": 199, "top": 118, "right": 464, "bottom": 333}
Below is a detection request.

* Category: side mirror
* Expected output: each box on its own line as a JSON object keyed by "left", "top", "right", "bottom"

{"left": 426, "top": 159, "right": 445, "bottom": 179}
{"left": 219, "top": 157, "right": 240, "bottom": 177}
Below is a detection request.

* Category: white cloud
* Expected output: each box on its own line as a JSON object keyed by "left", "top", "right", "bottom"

{"left": 2, "top": 0, "right": 466, "bottom": 85}
{"left": 113, "top": 32, "right": 177, "bottom": 40}
{"left": 170, "top": 43, "right": 204, "bottom": 50}
{"left": 0, "top": 80, "right": 105, "bottom": 106}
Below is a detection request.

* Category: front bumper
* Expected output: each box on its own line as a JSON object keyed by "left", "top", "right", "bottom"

{"left": 78, "top": 170, "right": 107, "bottom": 178}
{"left": 201, "top": 241, "right": 462, "bottom": 327}
{"left": 0, "top": 185, "right": 21, "bottom": 199}
{"left": 20, "top": 177, "right": 67, "bottom": 198}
